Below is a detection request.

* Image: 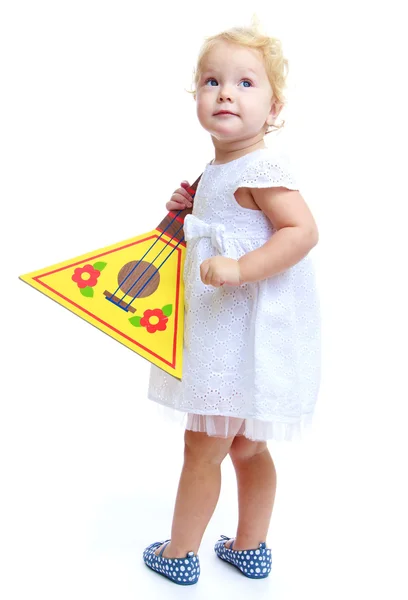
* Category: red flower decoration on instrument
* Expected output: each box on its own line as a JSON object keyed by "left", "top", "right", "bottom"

{"left": 72, "top": 264, "right": 101, "bottom": 288}
{"left": 140, "top": 308, "right": 168, "bottom": 333}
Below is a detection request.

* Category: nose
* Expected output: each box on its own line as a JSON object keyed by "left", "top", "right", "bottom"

{"left": 217, "top": 84, "right": 234, "bottom": 102}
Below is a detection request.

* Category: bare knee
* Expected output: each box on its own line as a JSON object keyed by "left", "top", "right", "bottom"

{"left": 228, "top": 435, "right": 268, "bottom": 463}
{"left": 184, "top": 429, "right": 234, "bottom": 465}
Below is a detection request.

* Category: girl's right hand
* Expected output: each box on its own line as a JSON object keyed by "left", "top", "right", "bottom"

{"left": 166, "top": 180, "right": 194, "bottom": 212}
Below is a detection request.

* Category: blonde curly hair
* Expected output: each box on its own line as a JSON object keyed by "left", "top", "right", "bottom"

{"left": 187, "top": 16, "right": 289, "bottom": 134}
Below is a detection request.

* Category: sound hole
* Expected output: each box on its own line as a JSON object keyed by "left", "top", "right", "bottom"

{"left": 117, "top": 260, "right": 160, "bottom": 299}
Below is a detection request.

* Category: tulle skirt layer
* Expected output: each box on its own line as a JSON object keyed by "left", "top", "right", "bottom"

{"left": 152, "top": 402, "right": 314, "bottom": 442}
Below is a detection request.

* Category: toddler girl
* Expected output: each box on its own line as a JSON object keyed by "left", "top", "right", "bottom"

{"left": 143, "top": 21, "right": 321, "bottom": 585}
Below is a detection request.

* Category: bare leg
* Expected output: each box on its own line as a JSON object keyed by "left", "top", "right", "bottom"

{"left": 225, "top": 440, "right": 277, "bottom": 550}
{"left": 154, "top": 429, "right": 235, "bottom": 558}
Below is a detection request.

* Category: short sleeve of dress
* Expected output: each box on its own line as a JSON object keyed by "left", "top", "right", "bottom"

{"left": 233, "top": 151, "right": 300, "bottom": 192}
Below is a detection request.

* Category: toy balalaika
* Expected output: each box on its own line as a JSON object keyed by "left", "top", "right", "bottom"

{"left": 19, "top": 176, "right": 202, "bottom": 379}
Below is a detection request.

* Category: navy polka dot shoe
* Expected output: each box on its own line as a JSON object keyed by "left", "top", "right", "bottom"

{"left": 214, "top": 534, "right": 272, "bottom": 579}
{"left": 143, "top": 540, "right": 200, "bottom": 585}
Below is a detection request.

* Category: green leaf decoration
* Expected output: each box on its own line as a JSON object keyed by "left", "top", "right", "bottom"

{"left": 162, "top": 304, "right": 173, "bottom": 317}
{"left": 93, "top": 261, "right": 107, "bottom": 271}
{"left": 80, "top": 286, "right": 94, "bottom": 298}
{"left": 129, "top": 316, "right": 142, "bottom": 327}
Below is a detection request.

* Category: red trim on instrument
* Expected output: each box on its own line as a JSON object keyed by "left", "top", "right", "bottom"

{"left": 167, "top": 211, "right": 185, "bottom": 224}
{"left": 34, "top": 232, "right": 182, "bottom": 369}
{"left": 157, "top": 227, "right": 187, "bottom": 247}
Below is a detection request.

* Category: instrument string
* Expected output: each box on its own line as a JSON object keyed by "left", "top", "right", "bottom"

{"left": 125, "top": 236, "right": 185, "bottom": 310}
{"left": 118, "top": 220, "right": 184, "bottom": 307}
{"left": 107, "top": 210, "right": 184, "bottom": 306}
{"left": 106, "top": 179, "right": 198, "bottom": 312}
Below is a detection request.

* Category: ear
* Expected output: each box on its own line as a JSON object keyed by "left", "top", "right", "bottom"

{"left": 267, "top": 100, "right": 283, "bottom": 126}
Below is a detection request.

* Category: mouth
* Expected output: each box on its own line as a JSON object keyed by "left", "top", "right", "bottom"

{"left": 214, "top": 111, "right": 237, "bottom": 116}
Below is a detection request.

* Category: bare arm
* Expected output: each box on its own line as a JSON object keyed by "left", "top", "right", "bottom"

{"left": 237, "top": 186, "right": 319, "bottom": 284}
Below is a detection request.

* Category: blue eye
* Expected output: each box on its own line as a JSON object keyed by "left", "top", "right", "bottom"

{"left": 204, "top": 78, "right": 252, "bottom": 87}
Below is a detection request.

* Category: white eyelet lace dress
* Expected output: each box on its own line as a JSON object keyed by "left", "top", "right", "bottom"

{"left": 147, "top": 146, "right": 321, "bottom": 442}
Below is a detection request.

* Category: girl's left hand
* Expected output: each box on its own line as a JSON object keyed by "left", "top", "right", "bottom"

{"left": 200, "top": 256, "right": 242, "bottom": 287}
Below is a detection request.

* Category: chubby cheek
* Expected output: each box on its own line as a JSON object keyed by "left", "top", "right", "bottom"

{"left": 245, "top": 101, "right": 270, "bottom": 127}
{"left": 196, "top": 93, "right": 212, "bottom": 122}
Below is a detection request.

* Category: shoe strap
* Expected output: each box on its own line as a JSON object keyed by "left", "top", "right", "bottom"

{"left": 158, "top": 540, "right": 197, "bottom": 558}
{"left": 220, "top": 534, "right": 268, "bottom": 551}
{"left": 158, "top": 540, "right": 171, "bottom": 557}
{"left": 220, "top": 534, "right": 234, "bottom": 549}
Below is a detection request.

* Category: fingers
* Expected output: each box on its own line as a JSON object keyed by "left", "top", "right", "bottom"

{"left": 181, "top": 180, "right": 195, "bottom": 195}
{"left": 200, "top": 260, "right": 209, "bottom": 285}
{"left": 166, "top": 181, "right": 194, "bottom": 212}
{"left": 166, "top": 198, "right": 191, "bottom": 211}
{"left": 200, "top": 259, "right": 230, "bottom": 288}
{"left": 177, "top": 182, "right": 194, "bottom": 203}
{"left": 200, "top": 260, "right": 223, "bottom": 287}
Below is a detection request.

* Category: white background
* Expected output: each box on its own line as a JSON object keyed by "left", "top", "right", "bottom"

{"left": 1, "top": 1, "right": 407, "bottom": 598}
